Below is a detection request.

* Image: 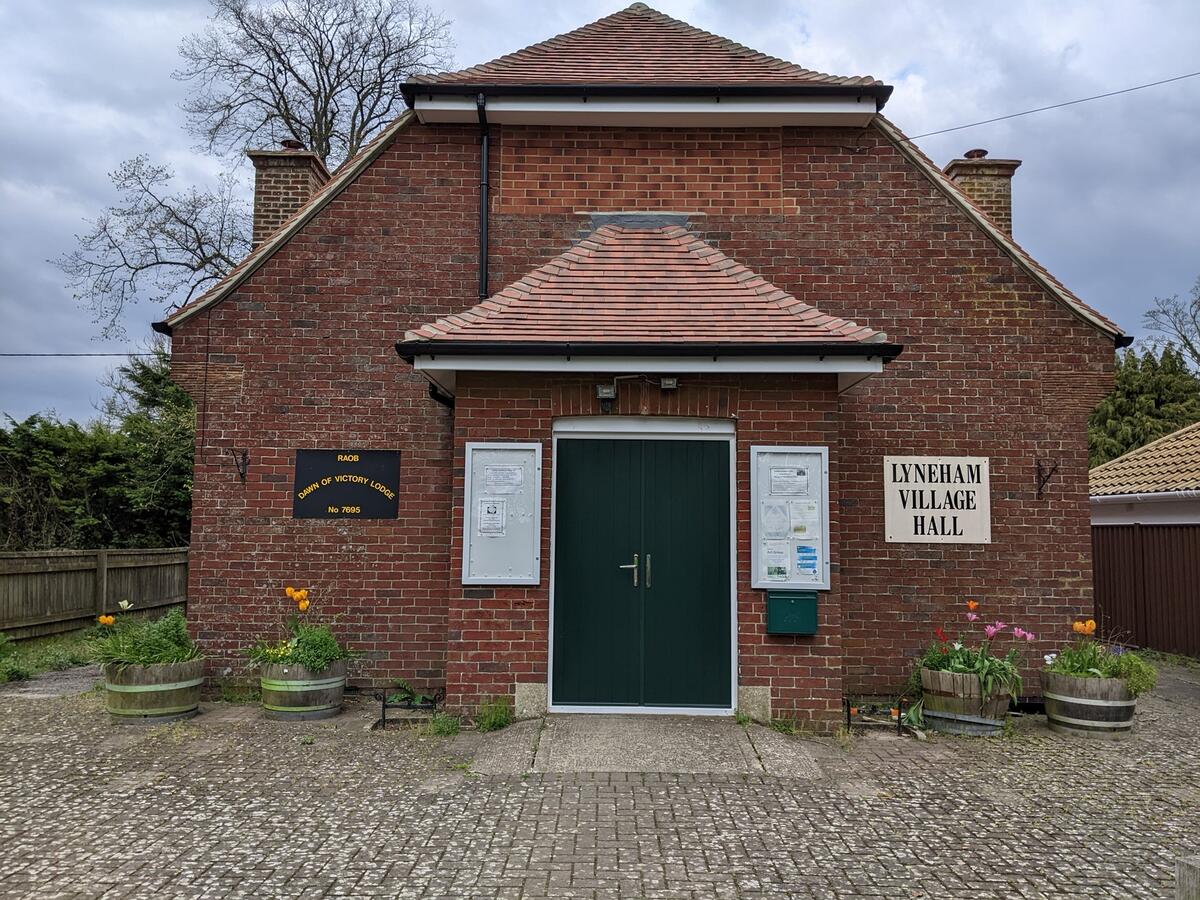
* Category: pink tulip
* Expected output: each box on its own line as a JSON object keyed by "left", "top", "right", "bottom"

{"left": 984, "top": 621, "right": 1007, "bottom": 639}
{"left": 966, "top": 612, "right": 979, "bottom": 622}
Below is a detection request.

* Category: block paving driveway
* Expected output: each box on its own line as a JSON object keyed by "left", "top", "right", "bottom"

{"left": 2, "top": 663, "right": 1199, "bottom": 898}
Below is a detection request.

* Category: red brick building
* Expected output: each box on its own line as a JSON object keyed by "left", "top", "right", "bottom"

{"left": 155, "top": 4, "right": 1128, "bottom": 726}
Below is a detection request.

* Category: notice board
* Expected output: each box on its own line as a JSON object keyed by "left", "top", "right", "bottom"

{"left": 292, "top": 449, "right": 400, "bottom": 519}
{"left": 750, "top": 446, "right": 830, "bottom": 590}
{"left": 462, "top": 442, "right": 542, "bottom": 585}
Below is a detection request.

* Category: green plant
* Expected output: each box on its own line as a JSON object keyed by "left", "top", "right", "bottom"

{"left": 427, "top": 712, "right": 460, "bottom": 736}
{"left": 88, "top": 609, "right": 201, "bottom": 669}
{"left": 387, "top": 678, "right": 435, "bottom": 706}
{"left": 0, "top": 632, "right": 11, "bottom": 657}
{"left": 475, "top": 697, "right": 512, "bottom": 733}
{"left": 835, "top": 724, "right": 854, "bottom": 751}
{"left": 246, "top": 586, "right": 353, "bottom": 673}
{"left": 734, "top": 710, "right": 752, "bottom": 727}
{"left": 216, "top": 680, "right": 260, "bottom": 703}
{"left": 1047, "top": 633, "right": 1158, "bottom": 698}
{"left": 770, "top": 717, "right": 796, "bottom": 735}
{"left": 299, "top": 735, "right": 315, "bottom": 746}
{"left": 0, "top": 656, "right": 33, "bottom": 683}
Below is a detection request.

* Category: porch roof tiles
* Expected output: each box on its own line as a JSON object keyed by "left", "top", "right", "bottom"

{"left": 402, "top": 224, "right": 891, "bottom": 350}
{"left": 1090, "top": 420, "right": 1200, "bottom": 496}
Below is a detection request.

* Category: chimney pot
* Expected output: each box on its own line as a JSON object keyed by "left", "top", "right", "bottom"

{"left": 280, "top": 139, "right": 306, "bottom": 151}
{"left": 943, "top": 151, "right": 1022, "bottom": 236}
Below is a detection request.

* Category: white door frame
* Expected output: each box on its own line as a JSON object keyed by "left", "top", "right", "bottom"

{"left": 547, "top": 416, "right": 738, "bottom": 716}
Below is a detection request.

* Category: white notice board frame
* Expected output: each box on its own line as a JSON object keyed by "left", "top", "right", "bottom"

{"left": 462, "top": 442, "right": 542, "bottom": 585}
{"left": 749, "top": 445, "right": 831, "bottom": 591}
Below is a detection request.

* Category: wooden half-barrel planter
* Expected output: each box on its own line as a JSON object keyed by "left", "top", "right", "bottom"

{"left": 103, "top": 659, "right": 204, "bottom": 724}
{"left": 920, "top": 668, "right": 1010, "bottom": 736}
{"left": 1041, "top": 670, "right": 1136, "bottom": 740}
{"left": 260, "top": 659, "right": 347, "bottom": 721}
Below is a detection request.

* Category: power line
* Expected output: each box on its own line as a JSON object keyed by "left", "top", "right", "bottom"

{"left": 0, "top": 352, "right": 156, "bottom": 358}
{"left": 903, "top": 70, "right": 1200, "bottom": 142}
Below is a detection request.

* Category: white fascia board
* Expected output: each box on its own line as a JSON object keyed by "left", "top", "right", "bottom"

{"left": 413, "top": 94, "right": 877, "bottom": 127}
{"left": 412, "top": 353, "right": 883, "bottom": 397}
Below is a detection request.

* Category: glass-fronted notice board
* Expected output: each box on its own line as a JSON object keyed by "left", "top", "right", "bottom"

{"left": 750, "top": 446, "right": 830, "bottom": 590}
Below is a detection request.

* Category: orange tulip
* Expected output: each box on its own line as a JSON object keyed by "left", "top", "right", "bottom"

{"left": 296, "top": 589, "right": 309, "bottom": 601}
{"left": 966, "top": 600, "right": 979, "bottom": 611}
{"left": 1084, "top": 619, "right": 1097, "bottom": 636}
{"left": 1072, "top": 621, "right": 1084, "bottom": 634}
{"left": 298, "top": 599, "right": 310, "bottom": 612}
{"left": 285, "top": 586, "right": 296, "bottom": 598}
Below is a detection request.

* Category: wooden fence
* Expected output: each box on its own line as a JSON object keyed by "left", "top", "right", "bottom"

{"left": 0, "top": 548, "right": 188, "bottom": 640}
{"left": 1093, "top": 524, "right": 1200, "bottom": 658}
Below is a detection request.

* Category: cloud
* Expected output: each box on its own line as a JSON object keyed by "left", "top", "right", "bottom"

{"left": 2, "top": 0, "right": 1198, "bottom": 423}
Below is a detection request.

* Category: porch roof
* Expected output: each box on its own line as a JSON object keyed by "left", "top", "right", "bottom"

{"left": 400, "top": 224, "right": 898, "bottom": 354}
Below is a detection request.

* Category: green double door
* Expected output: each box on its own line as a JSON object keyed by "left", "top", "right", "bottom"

{"left": 552, "top": 438, "right": 731, "bottom": 708}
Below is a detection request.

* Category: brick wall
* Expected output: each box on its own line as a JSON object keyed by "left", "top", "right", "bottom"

{"left": 169, "top": 120, "right": 1115, "bottom": 708}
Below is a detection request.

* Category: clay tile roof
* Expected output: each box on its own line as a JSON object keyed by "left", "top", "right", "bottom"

{"left": 408, "top": 3, "right": 884, "bottom": 89}
{"left": 1090, "top": 420, "right": 1200, "bottom": 496}
{"left": 403, "top": 225, "right": 890, "bottom": 349}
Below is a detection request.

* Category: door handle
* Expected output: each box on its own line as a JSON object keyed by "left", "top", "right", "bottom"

{"left": 646, "top": 554, "right": 652, "bottom": 589}
{"left": 618, "top": 553, "right": 639, "bottom": 586}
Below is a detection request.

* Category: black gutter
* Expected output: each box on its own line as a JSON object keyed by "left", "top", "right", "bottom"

{"left": 151, "top": 320, "right": 171, "bottom": 336}
{"left": 1115, "top": 334, "right": 1134, "bottom": 349}
{"left": 396, "top": 340, "right": 904, "bottom": 363}
{"left": 403, "top": 82, "right": 893, "bottom": 109}
{"left": 476, "top": 93, "right": 490, "bottom": 299}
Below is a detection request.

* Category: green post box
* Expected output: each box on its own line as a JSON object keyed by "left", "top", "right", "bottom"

{"left": 766, "top": 591, "right": 818, "bottom": 635}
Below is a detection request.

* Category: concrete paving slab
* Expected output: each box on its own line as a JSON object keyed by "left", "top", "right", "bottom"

{"left": 744, "top": 724, "right": 821, "bottom": 779}
{"left": 0, "top": 665, "right": 101, "bottom": 699}
{"left": 532, "top": 714, "right": 764, "bottom": 774}
{"left": 470, "top": 718, "right": 543, "bottom": 774}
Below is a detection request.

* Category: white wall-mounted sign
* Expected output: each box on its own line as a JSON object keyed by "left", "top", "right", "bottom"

{"left": 884, "top": 456, "right": 991, "bottom": 544}
{"left": 750, "top": 446, "right": 830, "bottom": 590}
{"left": 463, "top": 443, "right": 542, "bottom": 584}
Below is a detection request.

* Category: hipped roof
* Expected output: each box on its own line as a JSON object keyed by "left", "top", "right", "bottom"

{"left": 401, "top": 224, "right": 895, "bottom": 355}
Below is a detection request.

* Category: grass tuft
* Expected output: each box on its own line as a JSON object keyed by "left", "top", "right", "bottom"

{"left": 475, "top": 697, "right": 512, "bottom": 733}
{"left": 426, "top": 712, "right": 460, "bottom": 736}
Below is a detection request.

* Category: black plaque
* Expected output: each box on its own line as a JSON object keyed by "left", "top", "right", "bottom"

{"left": 293, "top": 449, "right": 401, "bottom": 519}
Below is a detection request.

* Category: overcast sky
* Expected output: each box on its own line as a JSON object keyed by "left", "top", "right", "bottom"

{"left": 1, "top": 0, "right": 1197, "bottom": 423}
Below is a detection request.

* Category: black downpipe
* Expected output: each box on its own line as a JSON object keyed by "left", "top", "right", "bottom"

{"left": 477, "top": 93, "right": 489, "bottom": 299}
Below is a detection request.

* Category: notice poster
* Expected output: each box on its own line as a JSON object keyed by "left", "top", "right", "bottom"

{"left": 761, "top": 502, "right": 791, "bottom": 539}
{"left": 769, "top": 466, "right": 810, "bottom": 496}
{"left": 795, "top": 542, "right": 820, "bottom": 579}
{"left": 476, "top": 498, "right": 507, "bottom": 536}
{"left": 763, "top": 542, "right": 790, "bottom": 581}
{"left": 789, "top": 501, "right": 821, "bottom": 538}
{"left": 484, "top": 465, "right": 524, "bottom": 494}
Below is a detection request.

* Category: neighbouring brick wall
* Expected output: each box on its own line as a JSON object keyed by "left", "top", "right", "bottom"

{"left": 447, "top": 372, "right": 843, "bottom": 726}
{"left": 170, "top": 119, "right": 1115, "bottom": 707}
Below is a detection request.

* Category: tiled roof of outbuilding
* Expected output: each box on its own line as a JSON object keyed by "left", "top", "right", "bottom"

{"left": 403, "top": 225, "right": 890, "bottom": 349}
{"left": 408, "top": 3, "right": 884, "bottom": 89}
{"left": 1090, "top": 420, "right": 1200, "bottom": 496}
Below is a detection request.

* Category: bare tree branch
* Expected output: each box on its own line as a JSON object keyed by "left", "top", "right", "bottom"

{"left": 1144, "top": 276, "right": 1200, "bottom": 371}
{"left": 53, "top": 156, "right": 251, "bottom": 337}
{"left": 176, "top": 0, "right": 453, "bottom": 168}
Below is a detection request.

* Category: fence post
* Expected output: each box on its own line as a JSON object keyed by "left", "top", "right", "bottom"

{"left": 94, "top": 550, "right": 108, "bottom": 616}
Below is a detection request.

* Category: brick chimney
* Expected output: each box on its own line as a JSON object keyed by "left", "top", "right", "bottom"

{"left": 245, "top": 140, "right": 331, "bottom": 248}
{"left": 943, "top": 148, "right": 1022, "bottom": 236}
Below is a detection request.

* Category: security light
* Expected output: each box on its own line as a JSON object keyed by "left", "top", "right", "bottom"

{"left": 660, "top": 377, "right": 678, "bottom": 390}
{"left": 595, "top": 383, "right": 617, "bottom": 400}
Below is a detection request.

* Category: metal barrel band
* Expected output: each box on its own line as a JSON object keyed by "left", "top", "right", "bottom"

{"left": 1047, "top": 712, "right": 1131, "bottom": 728}
{"left": 260, "top": 676, "right": 345, "bottom": 691}
{"left": 923, "top": 709, "right": 1004, "bottom": 726}
{"left": 262, "top": 702, "right": 340, "bottom": 713}
{"left": 104, "top": 678, "right": 204, "bottom": 693}
{"left": 1043, "top": 691, "right": 1136, "bottom": 708}
{"left": 108, "top": 703, "right": 199, "bottom": 716}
